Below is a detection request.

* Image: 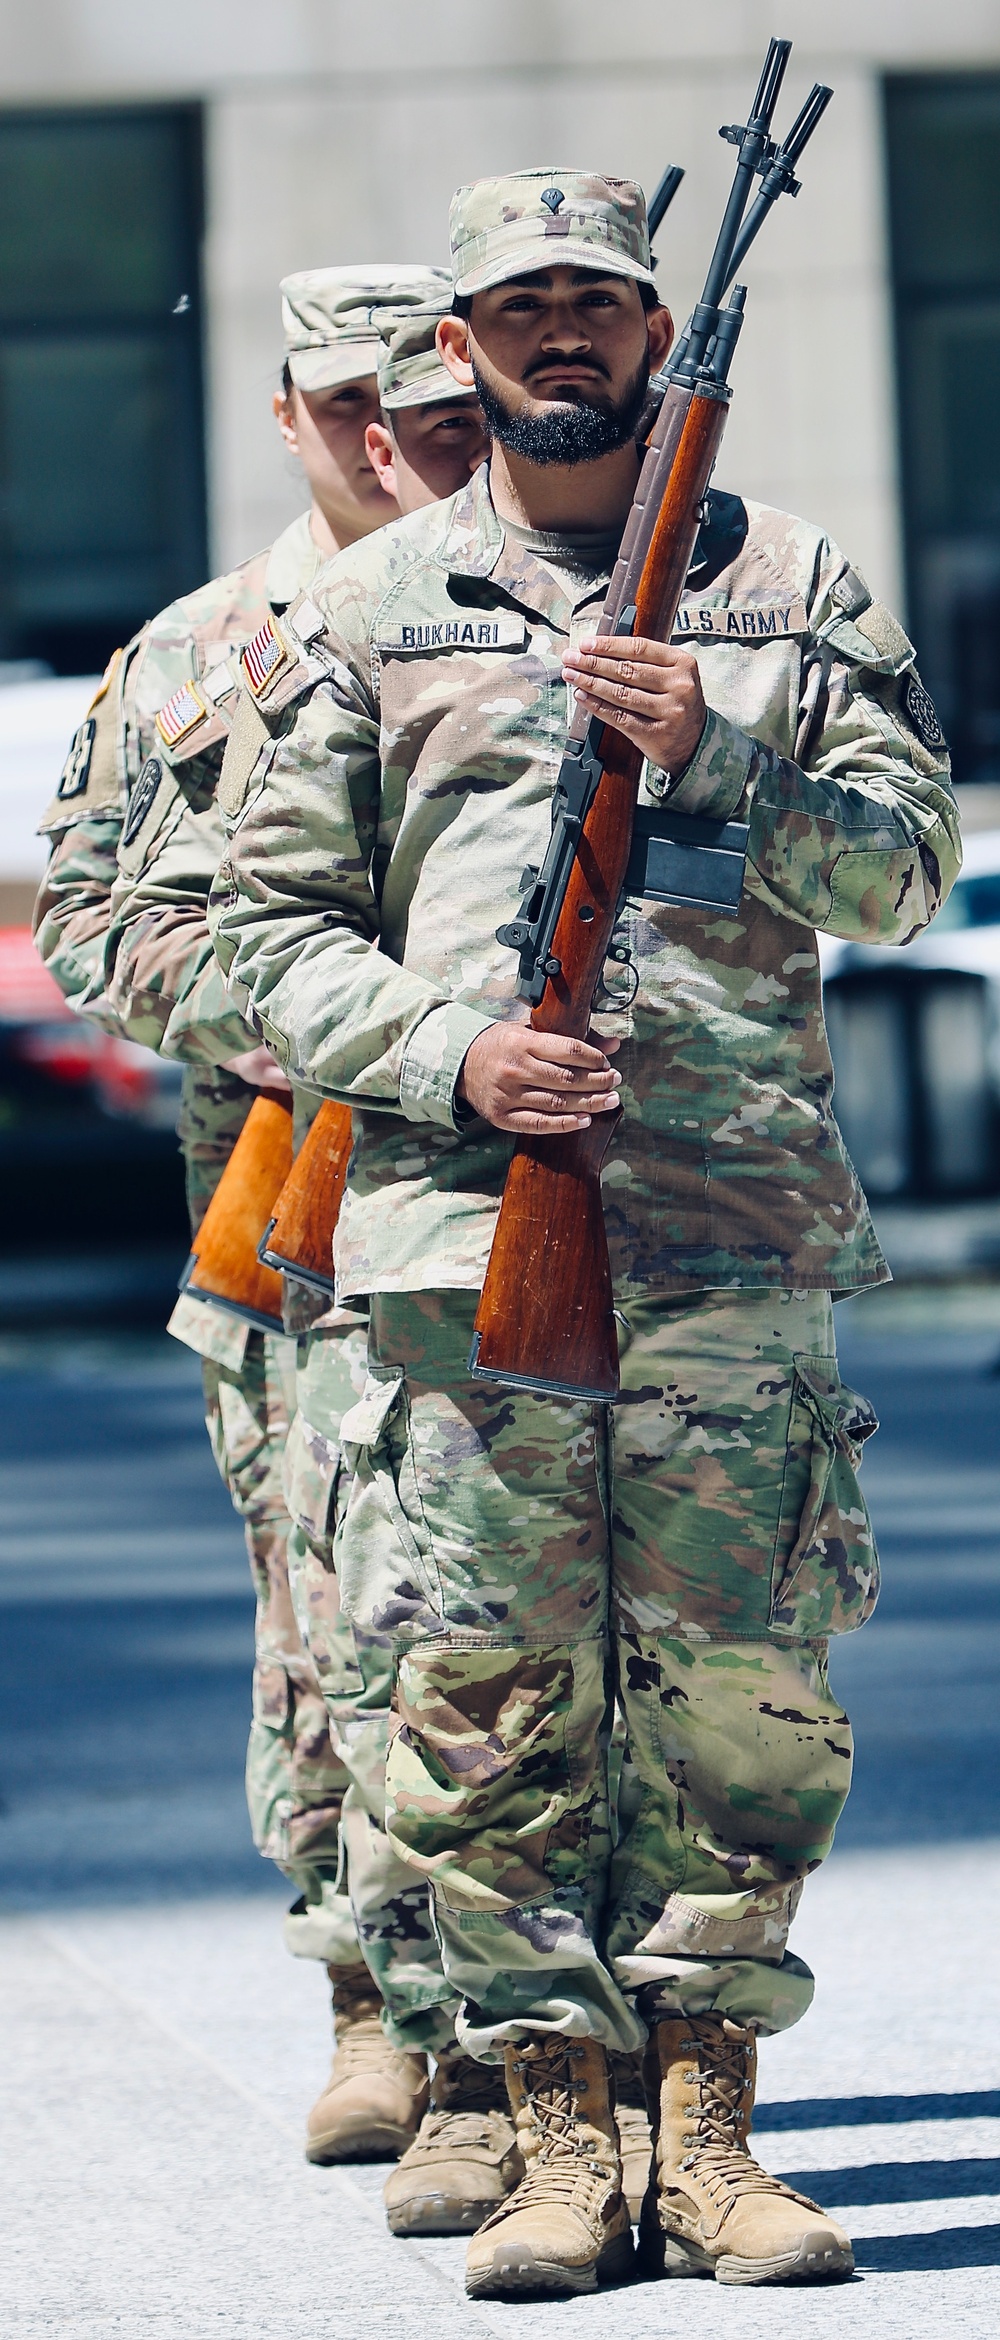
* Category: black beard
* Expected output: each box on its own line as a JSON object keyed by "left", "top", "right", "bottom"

{"left": 471, "top": 354, "right": 650, "bottom": 467}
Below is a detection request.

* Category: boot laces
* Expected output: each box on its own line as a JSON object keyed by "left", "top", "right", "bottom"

{"left": 680, "top": 2025, "right": 808, "bottom": 2209}
{"left": 330, "top": 1967, "right": 392, "bottom": 2075}
{"left": 502, "top": 2039, "right": 613, "bottom": 2214}
{"left": 432, "top": 2053, "right": 508, "bottom": 2117}
{"left": 413, "top": 2108, "right": 505, "bottom": 2155}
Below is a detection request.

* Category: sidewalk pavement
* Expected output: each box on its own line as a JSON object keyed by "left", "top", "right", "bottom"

{"left": 5, "top": 1845, "right": 999, "bottom": 2339}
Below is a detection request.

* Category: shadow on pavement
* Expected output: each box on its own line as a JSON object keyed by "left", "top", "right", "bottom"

{"left": 778, "top": 2157, "right": 1000, "bottom": 2204}
{"left": 755, "top": 2089, "right": 1000, "bottom": 2129}
{"left": 858, "top": 2225, "right": 1000, "bottom": 2271}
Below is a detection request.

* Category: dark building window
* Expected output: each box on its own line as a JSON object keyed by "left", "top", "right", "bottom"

{"left": 0, "top": 106, "right": 206, "bottom": 676}
{"left": 885, "top": 75, "right": 1000, "bottom": 786}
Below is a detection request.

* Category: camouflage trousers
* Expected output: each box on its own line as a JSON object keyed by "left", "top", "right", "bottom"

{"left": 283, "top": 1311, "right": 460, "bottom": 2049}
{"left": 202, "top": 1327, "right": 360, "bottom": 1967}
{"left": 333, "top": 1287, "right": 879, "bottom": 2057}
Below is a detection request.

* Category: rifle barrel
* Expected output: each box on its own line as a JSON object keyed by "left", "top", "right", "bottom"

{"left": 647, "top": 163, "right": 685, "bottom": 241}
{"left": 750, "top": 33, "right": 793, "bottom": 128}
{"left": 726, "top": 84, "right": 833, "bottom": 281}
{"left": 686, "top": 35, "right": 791, "bottom": 369}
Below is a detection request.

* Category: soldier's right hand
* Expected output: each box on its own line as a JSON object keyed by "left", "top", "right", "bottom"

{"left": 457, "top": 1022, "right": 621, "bottom": 1133}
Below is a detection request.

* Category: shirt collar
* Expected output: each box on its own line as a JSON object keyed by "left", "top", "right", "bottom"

{"left": 435, "top": 463, "right": 609, "bottom": 633}
{"left": 265, "top": 510, "right": 325, "bottom": 610}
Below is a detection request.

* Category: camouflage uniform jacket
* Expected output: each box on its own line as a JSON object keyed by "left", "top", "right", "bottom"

{"left": 208, "top": 466, "right": 960, "bottom": 1301}
{"left": 34, "top": 512, "right": 327, "bottom": 1361}
{"left": 104, "top": 510, "right": 328, "bottom": 1067}
{"left": 35, "top": 512, "right": 324, "bottom": 1052}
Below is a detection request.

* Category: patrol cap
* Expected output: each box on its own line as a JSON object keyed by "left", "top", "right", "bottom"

{"left": 376, "top": 287, "right": 479, "bottom": 412}
{"left": 281, "top": 265, "right": 447, "bottom": 392}
{"left": 449, "top": 169, "right": 656, "bottom": 298}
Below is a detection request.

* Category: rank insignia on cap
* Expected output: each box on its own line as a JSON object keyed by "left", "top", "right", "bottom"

{"left": 904, "top": 673, "right": 947, "bottom": 752}
{"left": 540, "top": 187, "right": 564, "bottom": 213}
{"left": 241, "top": 616, "right": 291, "bottom": 698}
{"left": 155, "top": 680, "right": 207, "bottom": 749}
{"left": 122, "top": 756, "right": 162, "bottom": 846}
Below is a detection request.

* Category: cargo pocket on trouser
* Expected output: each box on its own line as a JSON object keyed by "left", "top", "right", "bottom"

{"left": 282, "top": 1408, "right": 342, "bottom": 1561}
{"left": 769, "top": 1355, "right": 879, "bottom": 1641}
{"left": 333, "top": 1368, "right": 444, "bottom": 1641}
{"left": 204, "top": 1334, "right": 289, "bottom": 1531}
{"left": 246, "top": 1657, "right": 295, "bottom": 1862}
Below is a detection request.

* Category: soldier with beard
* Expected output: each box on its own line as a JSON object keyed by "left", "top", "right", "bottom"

{"left": 209, "top": 173, "right": 957, "bottom": 2296}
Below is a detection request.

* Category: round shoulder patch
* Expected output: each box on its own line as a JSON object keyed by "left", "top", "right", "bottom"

{"left": 122, "top": 755, "right": 162, "bottom": 846}
{"left": 904, "top": 673, "right": 947, "bottom": 752}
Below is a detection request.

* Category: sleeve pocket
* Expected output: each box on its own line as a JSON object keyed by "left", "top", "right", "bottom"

{"left": 770, "top": 1354, "right": 879, "bottom": 1642}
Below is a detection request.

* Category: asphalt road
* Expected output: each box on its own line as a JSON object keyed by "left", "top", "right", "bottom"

{"left": 2, "top": 1286, "right": 999, "bottom": 2336}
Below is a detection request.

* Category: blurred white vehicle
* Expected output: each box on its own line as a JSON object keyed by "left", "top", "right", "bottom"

{"left": 0, "top": 667, "right": 99, "bottom": 894}
{"left": 820, "top": 830, "right": 1000, "bottom": 1197}
{"left": 0, "top": 665, "right": 188, "bottom": 1258}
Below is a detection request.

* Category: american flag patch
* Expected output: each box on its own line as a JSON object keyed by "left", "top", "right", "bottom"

{"left": 155, "top": 681, "right": 206, "bottom": 748}
{"left": 241, "top": 617, "right": 290, "bottom": 697}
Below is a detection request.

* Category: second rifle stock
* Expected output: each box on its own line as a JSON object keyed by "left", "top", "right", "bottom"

{"left": 258, "top": 1097, "right": 354, "bottom": 1293}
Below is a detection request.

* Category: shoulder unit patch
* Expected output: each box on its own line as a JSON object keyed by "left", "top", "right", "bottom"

{"left": 241, "top": 616, "right": 291, "bottom": 697}
{"left": 156, "top": 680, "right": 207, "bottom": 749}
{"left": 904, "top": 672, "right": 947, "bottom": 752}
{"left": 57, "top": 718, "right": 97, "bottom": 800}
{"left": 122, "top": 755, "right": 162, "bottom": 846}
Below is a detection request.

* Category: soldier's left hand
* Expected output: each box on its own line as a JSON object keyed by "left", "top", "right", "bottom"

{"left": 563, "top": 635, "right": 706, "bottom": 775}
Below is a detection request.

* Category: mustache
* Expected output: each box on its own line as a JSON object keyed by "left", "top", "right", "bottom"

{"left": 521, "top": 353, "right": 612, "bottom": 386}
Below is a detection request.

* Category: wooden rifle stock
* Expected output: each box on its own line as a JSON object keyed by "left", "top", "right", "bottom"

{"left": 180, "top": 1091, "right": 293, "bottom": 1332}
{"left": 258, "top": 1097, "right": 353, "bottom": 1293}
{"left": 471, "top": 391, "right": 729, "bottom": 1400}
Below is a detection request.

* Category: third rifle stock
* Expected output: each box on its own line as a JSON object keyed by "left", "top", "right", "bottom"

{"left": 180, "top": 1089, "right": 293, "bottom": 1332}
{"left": 470, "top": 37, "right": 832, "bottom": 1401}
{"left": 258, "top": 1097, "right": 354, "bottom": 1293}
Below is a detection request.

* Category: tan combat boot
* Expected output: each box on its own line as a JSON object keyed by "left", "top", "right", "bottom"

{"left": 465, "top": 2035, "right": 633, "bottom": 2298}
{"left": 305, "top": 1962, "right": 429, "bottom": 2163}
{"left": 638, "top": 2014, "right": 854, "bottom": 2284}
{"left": 383, "top": 2047, "right": 523, "bottom": 2235}
{"left": 611, "top": 2050, "right": 653, "bottom": 2222}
